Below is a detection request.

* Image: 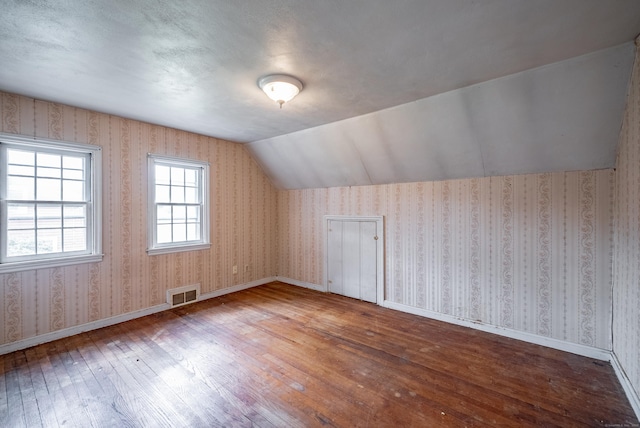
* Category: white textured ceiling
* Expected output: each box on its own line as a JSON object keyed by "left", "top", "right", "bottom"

{"left": 1, "top": 1, "right": 640, "bottom": 189}
{"left": 249, "top": 45, "right": 636, "bottom": 188}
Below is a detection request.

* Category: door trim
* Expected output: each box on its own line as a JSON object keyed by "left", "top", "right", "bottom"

{"left": 323, "top": 215, "right": 384, "bottom": 304}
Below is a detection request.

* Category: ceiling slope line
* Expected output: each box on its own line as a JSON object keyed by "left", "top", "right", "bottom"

{"left": 247, "top": 43, "right": 636, "bottom": 190}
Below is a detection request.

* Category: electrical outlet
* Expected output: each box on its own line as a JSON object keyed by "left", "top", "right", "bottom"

{"left": 233, "top": 265, "right": 238, "bottom": 274}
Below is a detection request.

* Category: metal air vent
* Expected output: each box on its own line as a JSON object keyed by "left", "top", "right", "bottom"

{"left": 167, "top": 284, "right": 200, "bottom": 308}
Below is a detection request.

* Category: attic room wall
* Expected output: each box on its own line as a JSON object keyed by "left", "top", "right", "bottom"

{"left": 612, "top": 42, "right": 640, "bottom": 405}
{"left": 0, "top": 91, "right": 278, "bottom": 348}
{"left": 278, "top": 171, "right": 614, "bottom": 350}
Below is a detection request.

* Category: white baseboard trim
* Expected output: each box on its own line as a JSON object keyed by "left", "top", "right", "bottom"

{"left": 0, "top": 277, "right": 275, "bottom": 356}
{"left": 610, "top": 352, "right": 640, "bottom": 420}
{"left": 386, "top": 298, "right": 639, "bottom": 419}
{"left": 199, "top": 277, "right": 276, "bottom": 300}
{"left": 0, "top": 303, "right": 169, "bottom": 356}
{"left": 276, "top": 276, "right": 326, "bottom": 292}
{"left": 3, "top": 276, "right": 637, "bottom": 421}
{"left": 382, "top": 300, "right": 612, "bottom": 361}
{"left": 270, "top": 282, "right": 613, "bottom": 362}
{"left": 216, "top": 278, "right": 639, "bottom": 419}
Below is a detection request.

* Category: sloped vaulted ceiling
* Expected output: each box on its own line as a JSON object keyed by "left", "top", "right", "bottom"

{"left": 248, "top": 44, "right": 635, "bottom": 189}
{"left": 1, "top": 1, "right": 640, "bottom": 189}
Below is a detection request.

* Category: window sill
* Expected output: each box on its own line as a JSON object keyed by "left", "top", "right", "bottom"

{"left": 0, "top": 254, "right": 104, "bottom": 274}
{"left": 146, "top": 243, "right": 211, "bottom": 256}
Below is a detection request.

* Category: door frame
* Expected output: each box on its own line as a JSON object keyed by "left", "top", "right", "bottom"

{"left": 323, "top": 215, "right": 384, "bottom": 304}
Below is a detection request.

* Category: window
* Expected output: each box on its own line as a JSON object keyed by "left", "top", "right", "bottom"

{"left": 147, "top": 154, "right": 210, "bottom": 255}
{"left": 0, "top": 133, "right": 102, "bottom": 273}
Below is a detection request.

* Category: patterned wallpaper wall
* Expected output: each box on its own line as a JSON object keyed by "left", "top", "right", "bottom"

{"left": 613, "top": 43, "right": 640, "bottom": 401}
{"left": 278, "top": 170, "right": 615, "bottom": 349}
{"left": 0, "top": 87, "right": 627, "bottom": 359}
{"left": 0, "top": 91, "right": 278, "bottom": 346}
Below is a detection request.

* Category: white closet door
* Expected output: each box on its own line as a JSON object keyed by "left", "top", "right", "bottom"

{"left": 327, "top": 220, "right": 344, "bottom": 295}
{"left": 327, "top": 219, "right": 378, "bottom": 303}
{"left": 359, "top": 220, "right": 378, "bottom": 303}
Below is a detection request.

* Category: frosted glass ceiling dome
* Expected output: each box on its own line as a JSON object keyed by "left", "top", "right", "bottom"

{"left": 258, "top": 74, "right": 303, "bottom": 108}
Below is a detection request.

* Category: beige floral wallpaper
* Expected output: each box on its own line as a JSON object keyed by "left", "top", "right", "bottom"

{"left": 613, "top": 43, "right": 640, "bottom": 403}
{"left": 0, "top": 91, "right": 278, "bottom": 346}
{"left": 278, "top": 170, "right": 615, "bottom": 350}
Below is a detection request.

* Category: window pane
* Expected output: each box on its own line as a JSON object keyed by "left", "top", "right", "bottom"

{"left": 8, "top": 164, "right": 34, "bottom": 176}
{"left": 155, "top": 165, "right": 171, "bottom": 185}
{"left": 186, "top": 223, "right": 200, "bottom": 241}
{"left": 37, "top": 178, "right": 61, "bottom": 200}
{"left": 171, "top": 167, "right": 185, "bottom": 185}
{"left": 37, "top": 153, "right": 61, "bottom": 168}
{"left": 63, "top": 228, "right": 86, "bottom": 252}
{"left": 7, "top": 204, "right": 35, "bottom": 230}
{"left": 63, "top": 206, "right": 86, "bottom": 227}
{"left": 185, "top": 187, "right": 198, "bottom": 203}
{"left": 63, "top": 168, "right": 84, "bottom": 180}
{"left": 63, "top": 180, "right": 84, "bottom": 201}
{"left": 7, "top": 176, "right": 34, "bottom": 200}
{"left": 157, "top": 205, "right": 172, "bottom": 224}
{"left": 2, "top": 140, "right": 99, "bottom": 265}
{"left": 172, "top": 224, "right": 186, "bottom": 242}
{"left": 173, "top": 205, "right": 186, "bottom": 221}
{"left": 63, "top": 156, "right": 84, "bottom": 170}
{"left": 7, "top": 229, "right": 36, "bottom": 256}
{"left": 37, "top": 205, "right": 62, "bottom": 228}
{"left": 149, "top": 156, "right": 208, "bottom": 252}
{"left": 186, "top": 206, "right": 199, "bottom": 222}
{"left": 8, "top": 149, "right": 35, "bottom": 166}
{"left": 37, "top": 166, "right": 61, "bottom": 178}
{"left": 37, "top": 229, "right": 62, "bottom": 254}
{"left": 185, "top": 169, "right": 198, "bottom": 187}
{"left": 157, "top": 224, "right": 172, "bottom": 243}
{"left": 171, "top": 186, "right": 185, "bottom": 203}
{"left": 156, "top": 185, "right": 170, "bottom": 203}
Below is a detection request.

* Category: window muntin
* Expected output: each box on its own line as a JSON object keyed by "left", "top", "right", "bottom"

{"left": 147, "top": 154, "right": 210, "bottom": 255}
{"left": 0, "top": 133, "right": 102, "bottom": 273}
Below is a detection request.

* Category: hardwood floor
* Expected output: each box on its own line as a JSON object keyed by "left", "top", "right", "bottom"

{"left": 1, "top": 281, "right": 637, "bottom": 427}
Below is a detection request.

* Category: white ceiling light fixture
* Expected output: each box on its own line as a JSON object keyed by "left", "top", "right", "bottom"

{"left": 258, "top": 74, "right": 303, "bottom": 108}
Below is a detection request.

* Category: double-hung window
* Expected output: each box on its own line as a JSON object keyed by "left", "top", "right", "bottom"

{"left": 0, "top": 133, "right": 102, "bottom": 273}
{"left": 147, "top": 154, "right": 210, "bottom": 255}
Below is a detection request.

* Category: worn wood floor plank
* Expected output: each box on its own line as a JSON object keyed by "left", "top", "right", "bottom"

{"left": 30, "top": 343, "right": 75, "bottom": 427}
{"left": 66, "top": 332, "right": 141, "bottom": 428}
{"left": 134, "top": 310, "right": 286, "bottom": 428}
{"left": 0, "top": 281, "right": 637, "bottom": 427}
{"left": 23, "top": 347, "right": 60, "bottom": 428}
{"left": 15, "top": 350, "right": 43, "bottom": 427}
{"left": 89, "top": 322, "right": 195, "bottom": 427}
{"left": 0, "top": 351, "right": 8, "bottom": 428}
{"left": 112, "top": 314, "right": 252, "bottom": 427}
{"left": 4, "top": 352, "right": 27, "bottom": 428}
{"left": 166, "top": 304, "right": 316, "bottom": 427}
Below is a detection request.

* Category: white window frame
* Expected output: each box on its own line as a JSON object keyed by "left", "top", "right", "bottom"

{"left": 147, "top": 153, "right": 210, "bottom": 255}
{"left": 0, "top": 133, "right": 103, "bottom": 273}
